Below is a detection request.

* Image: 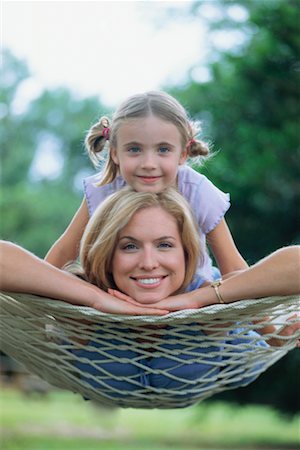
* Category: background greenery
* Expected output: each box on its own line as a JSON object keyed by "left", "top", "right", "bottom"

{"left": 1, "top": 389, "right": 299, "bottom": 450}
{"left": 1, "top": 0, "right": 299, "bottom": 414}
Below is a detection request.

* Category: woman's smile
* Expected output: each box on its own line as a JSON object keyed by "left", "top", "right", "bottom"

{"left": 130, "top": 275, "right": 168, "bottom": 288}
{"left": 112, "top": 206, "right": 185, "bottom": 304}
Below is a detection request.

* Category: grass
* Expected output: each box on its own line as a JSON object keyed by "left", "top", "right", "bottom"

{"left": 1, "top": 387, "right": 300, "bottom": 450}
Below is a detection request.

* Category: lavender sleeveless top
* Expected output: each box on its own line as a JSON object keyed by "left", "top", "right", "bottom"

{"left": 83, "top": 165, "right": 230, "bottom": 282}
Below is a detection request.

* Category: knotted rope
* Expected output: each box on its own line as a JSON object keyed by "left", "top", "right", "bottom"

{"left": 1, "top": 292, "right": 299, "bottom": 409}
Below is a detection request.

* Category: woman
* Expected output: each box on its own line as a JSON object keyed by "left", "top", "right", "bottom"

{"left": 1, "top": 188, "right": 299, "bottom": 400}
{"left": 0, "top": 187, "right": 299, "bottom": 310}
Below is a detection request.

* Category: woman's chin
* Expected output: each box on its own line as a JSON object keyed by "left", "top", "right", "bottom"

{"left": 130, "top": 291, "right": 170, "bottom": 305}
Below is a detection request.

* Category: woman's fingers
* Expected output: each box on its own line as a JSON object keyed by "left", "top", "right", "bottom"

{"left": 90, "top": 290, "right": 169, "bottom": 315}
{"left": 148, "top": 293, "right": 212, "bottom": 311}
{"left": 108, "top": 288, "right": 137, "bottom": 304}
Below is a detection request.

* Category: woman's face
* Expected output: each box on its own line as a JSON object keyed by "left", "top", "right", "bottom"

{"left": 112, "top": 206, "right": 185, "bottom": 304}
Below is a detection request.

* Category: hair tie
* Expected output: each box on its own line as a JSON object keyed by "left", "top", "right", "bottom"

{"left": 187, "top": 139, "right": 196, "bottom": 148}
{"left": 102, "top": 127, "right": 110, "bottom": 141}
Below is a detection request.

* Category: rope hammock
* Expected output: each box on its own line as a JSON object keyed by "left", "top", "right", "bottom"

{"left": 1, "top": 291, "right": 299, "bottom": 409}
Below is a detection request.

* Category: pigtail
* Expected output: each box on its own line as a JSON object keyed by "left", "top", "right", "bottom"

{"left": 85, "top": 116, "right": 110, "bottom": 167}
{"left": 187, "top": 138, "right": 210, "bottom": 157}
{"left": 186, "top": 120, "right": 210, "bottom": 160}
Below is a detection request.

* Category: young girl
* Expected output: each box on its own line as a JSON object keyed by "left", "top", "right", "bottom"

{"left": 45, "top": 90, "right": 248, "bottom": 288}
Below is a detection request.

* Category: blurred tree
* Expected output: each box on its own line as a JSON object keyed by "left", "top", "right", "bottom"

{"left": 171, "top": 0, "right": 300, "bottom": 263}
{"left": 169, "top": 0, "right": 300, "bottom": 414}
{"left": 0, "top": 50, "right": 107, "bottom": 257}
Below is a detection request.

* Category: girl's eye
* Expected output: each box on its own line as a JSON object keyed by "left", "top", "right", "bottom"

{"left": 158, "top": 147, "right": 170, "bottom": 154}
{"left": 128, "top": 147, "right": 141, "bottom": 154}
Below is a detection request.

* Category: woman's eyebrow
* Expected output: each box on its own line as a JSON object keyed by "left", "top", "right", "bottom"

{"left": 155, "top": 236, "right": 176, "bottom": 241}
{"left": 119, "top": 236, "right": 176, "bottom": 242}
{"left": 119, "top": 236, "right": 138, "bottom": 242}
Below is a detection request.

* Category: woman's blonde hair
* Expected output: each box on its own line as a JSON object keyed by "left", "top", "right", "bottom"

{"left": 85, "top": 91, "right": 210, "bottom": 185}
{"left": 75, "top": 187, "right": 201, "bottom": 295}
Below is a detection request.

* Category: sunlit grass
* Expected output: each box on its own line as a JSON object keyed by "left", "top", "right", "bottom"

{"left": 1, "top": 387, "right": 299, "bottom": 450}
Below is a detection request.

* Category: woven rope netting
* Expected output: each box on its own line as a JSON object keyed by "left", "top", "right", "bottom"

{"left": 1, "top": 292, "right": 299, "bottom": 409}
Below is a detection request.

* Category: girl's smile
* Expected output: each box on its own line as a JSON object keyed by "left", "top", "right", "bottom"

{"left": 137, "top": 176, "right": 163, "bottom": 184}
{"left": 111, "top": 206, "right": 186, "bottom": 303}
{"left": 111, "top": 115, "right": 187, "bottom": 193}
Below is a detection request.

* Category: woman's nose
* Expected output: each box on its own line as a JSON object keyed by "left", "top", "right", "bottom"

{"left": 138, "top": 249, "right": 159, "bottom": 270}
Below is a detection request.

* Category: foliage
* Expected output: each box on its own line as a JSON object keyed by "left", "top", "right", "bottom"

{"left": 171, "top": 0, "right": 300, "bottom": 262}
{"left": 0, "top": 49, "right": 107, "bottom": 257}
{"left": 210, "top": 350, "right": 300, "bottom": 415}
{"left": 1, "top": 388, "right": 299, "bottom": 449}
{"left": 169, "top": 0, "right": 300, "bottom": 413}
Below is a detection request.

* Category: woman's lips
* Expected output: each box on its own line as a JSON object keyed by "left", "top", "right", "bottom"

{"left": 130, "top": 276, "right": 167, "bottom": 289}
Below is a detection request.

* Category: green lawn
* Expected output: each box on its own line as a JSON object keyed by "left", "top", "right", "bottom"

{"left": 1, "top": 387, "right": 299, "bottom": 450}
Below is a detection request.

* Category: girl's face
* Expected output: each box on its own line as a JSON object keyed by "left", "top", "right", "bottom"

{"left": 111, "top": 115, "right": 187, "bottom": 193}
{"left": 112, "top": 206, "right": 185, "bottom": 304}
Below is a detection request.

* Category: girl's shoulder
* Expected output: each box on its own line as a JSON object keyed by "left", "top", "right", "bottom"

{"left": 178, "top": 165, "right": 223, "bottom": 195}
{"left": 178, "top": 165, "right": 230, "bottom": 233}
{"left": 84, "top": 172, "right": 126, "bottom": 190}
{"left": 178, "top": 164, "right": 207, "bottom": 185}
{"left": 83, "top": 172, "right": 126, "bottom": 216}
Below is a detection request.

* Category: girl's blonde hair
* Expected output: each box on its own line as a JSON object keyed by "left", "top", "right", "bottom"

{"left": 75, "top": 187, "right": 201, "bottom": 295}
{"left": 85, "top": 91, "right": 210, "bottom": 185}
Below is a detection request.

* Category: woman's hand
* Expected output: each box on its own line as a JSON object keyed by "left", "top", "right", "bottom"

{"left": 88, "top": 286, "right": 169, "bottom": 315}
{"left": 145, "top": 289, "right": 217, "bottom": 311}
{"left": 108, "top": 288, "right": 136, "bottom": 304}
{"left": 107, "top": 288, "right": 201, "bottom": 312}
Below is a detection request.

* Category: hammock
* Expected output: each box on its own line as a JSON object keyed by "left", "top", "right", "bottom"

{"left": 0, "top": 292, "right": 299, "bottom": 409}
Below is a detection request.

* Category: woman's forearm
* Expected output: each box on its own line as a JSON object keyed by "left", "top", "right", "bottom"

{"left": 196, "top": 246, "right": 300, "bottom": 304}
{"left": 0, "top": 241, "right": 169, "bottom": 315}
{"left": 0, "top": 241, "right": 98, "bottom": 306}
{"left": 219, "top": 246, "right": 300, "bottom": 301}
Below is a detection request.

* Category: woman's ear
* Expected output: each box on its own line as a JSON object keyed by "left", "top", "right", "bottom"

{"left": 179, "top": 148, "right": 188, "bottom": 165}
{"left": 110, "top": 147, "right": 119, "bottom": 165}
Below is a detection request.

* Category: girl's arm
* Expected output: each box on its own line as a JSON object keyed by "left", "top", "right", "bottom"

{"left": 207, "top": 219, "right": 248, "bottom": 275}
{"left": 45, "top": 197, "right": 90, "bottom": 268}
{"left": 0, "top": 241, "right": 168, "bottom": 315}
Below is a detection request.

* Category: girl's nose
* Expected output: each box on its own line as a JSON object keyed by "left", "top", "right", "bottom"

{"left": 141, "top": 152, "right": 157, "bottom": 169}
{"left": 138, "top": 249, "right": 159, "bottom": 271}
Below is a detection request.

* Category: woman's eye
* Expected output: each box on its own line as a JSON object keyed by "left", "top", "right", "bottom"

{"left": 122, "top": 243, "right": 138, "bottom": 251}
{"left": 158, "top": 242, "right": 173, "bottom": 249}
